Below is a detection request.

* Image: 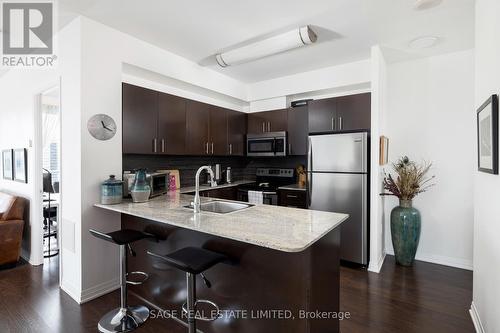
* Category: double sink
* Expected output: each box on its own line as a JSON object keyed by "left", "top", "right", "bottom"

{"left": 184, "top": 200, "right": 253, "bottom": 214}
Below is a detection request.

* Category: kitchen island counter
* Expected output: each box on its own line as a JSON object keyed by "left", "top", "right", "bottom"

{"left": 95, "top": 192, "right": 347, "bottom": 253}
{"left": 94, "top": 193, "right": 347, "bottom": 333}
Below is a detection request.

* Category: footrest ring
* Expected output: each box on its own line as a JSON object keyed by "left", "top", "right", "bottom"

{"left": 182, "top": 299, "right": 220, "bottom": 322}
{"left": 126, "top": 271, "right": 149, "bottom": 285}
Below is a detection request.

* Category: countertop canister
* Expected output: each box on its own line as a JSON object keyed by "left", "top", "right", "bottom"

{"left": 101, "top": 175, "right": 123, "bottom": 205}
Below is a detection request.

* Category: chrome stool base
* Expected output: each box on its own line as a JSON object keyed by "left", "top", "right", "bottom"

{"left": 98, "top": 306, "right": 150, "bottom": 333}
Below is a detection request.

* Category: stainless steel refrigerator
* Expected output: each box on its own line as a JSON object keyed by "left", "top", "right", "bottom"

{"left": 307, "top": 132, "right": 368, "bottom": 265}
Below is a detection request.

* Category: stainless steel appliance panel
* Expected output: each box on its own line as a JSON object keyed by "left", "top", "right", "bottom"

{"left": 308, "top": 132, "right": 367, "bottom": 173}
{"left": 308, "top": 172, "right": 367, "bottom": 265}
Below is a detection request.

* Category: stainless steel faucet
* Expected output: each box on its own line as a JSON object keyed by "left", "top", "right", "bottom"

{"left": 193, "top": 166, "right": 215, "bottom": 214}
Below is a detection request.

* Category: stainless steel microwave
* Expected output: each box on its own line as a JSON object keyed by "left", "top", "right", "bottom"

{"left": 247, "top": 132, "right": 287, "bottom": 157}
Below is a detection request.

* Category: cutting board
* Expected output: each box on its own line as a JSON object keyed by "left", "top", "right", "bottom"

{"left": 158, "top": 169, "right": 180, "bottom": 190}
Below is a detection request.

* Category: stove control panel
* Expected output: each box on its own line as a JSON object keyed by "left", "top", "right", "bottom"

{"left": 256, "top": 168, "right": 294, "bottom": 178}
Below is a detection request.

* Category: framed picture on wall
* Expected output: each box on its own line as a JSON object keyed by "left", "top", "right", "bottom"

{"left": 13, "top": 148, "right": 28, "bottom": 183}
{"left": 2, "top": 149, "right": 13, "bottom": 180}
{"left": 477, "top": 94, "right": 499, "bottom": 174}
{"left": 379, "top": 136, "right": 389, "bottom": 166}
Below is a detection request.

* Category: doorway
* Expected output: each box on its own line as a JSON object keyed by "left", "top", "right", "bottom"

{"left": 39, "top": 86, "right": 61, "bottom": 262}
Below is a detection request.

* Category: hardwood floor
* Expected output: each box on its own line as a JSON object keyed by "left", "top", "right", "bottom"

{"left": 340, "top": 256, "right": 474, "bottom": 333}
{"left": 0, "top": 256, "right": 473, "bottom": 333}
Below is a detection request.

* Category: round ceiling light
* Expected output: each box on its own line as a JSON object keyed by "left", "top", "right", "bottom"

{"left": 414, "top": 0, "right": 443, "bottom": 10}
{"left": 409, "top": 36, "right": 440, "bottom": 49}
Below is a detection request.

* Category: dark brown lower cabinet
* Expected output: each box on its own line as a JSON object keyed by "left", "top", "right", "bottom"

{"left": 278, "top": 189, "right": 307, "bottom": 209}
{"left": 201, "top": 187, "right": 237, "bottom": 200}
{"left": 185, "top": 187, "right": 238, "bottom": 201}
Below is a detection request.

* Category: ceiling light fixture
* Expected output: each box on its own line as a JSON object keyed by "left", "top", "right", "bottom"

{"left": 409, "top": 36, "right": 440, "bottom": 49}
{"left": 414, "top": 0, "right": 443, "bottom": 10}
{"left": 215, "top": 26, "right": 317, "bottom": 68}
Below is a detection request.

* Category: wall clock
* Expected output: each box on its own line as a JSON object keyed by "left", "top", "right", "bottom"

{"left": 87, "top": 114, "right": 117, "bottom": 141}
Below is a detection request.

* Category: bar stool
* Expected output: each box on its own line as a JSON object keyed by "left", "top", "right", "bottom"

{"left": 90, "top": 228, "right": 155, "bottom": 333}
{"left": 148, "top": 247, "right": 227, "bottom": 333}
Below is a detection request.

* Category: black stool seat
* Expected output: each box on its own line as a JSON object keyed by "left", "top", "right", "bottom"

{"left": 149, "top": 247, "right": 227, "bottom": 274}
{"left": 89, "top": 228, "right": 153, "bottom": 245}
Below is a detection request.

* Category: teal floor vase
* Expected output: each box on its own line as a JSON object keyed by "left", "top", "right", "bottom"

{"left": 390, "top": 199, "right": 421, "bottom": 266}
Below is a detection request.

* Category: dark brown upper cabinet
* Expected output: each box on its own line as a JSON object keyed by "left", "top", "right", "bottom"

{"left": 308, "top": 93, "right": 371, "bottom": 133}
{"left": 287, "top": 106, "right": 308, "bottom": 155}
{"left": 247, "top": 109, "right": 288, "bottom": 134}
{"left": 122, "top": 83, "right": 159, "bottom": 154}
{"left": 227, "top": 109, "right": 246, "bottom": 156}
{"left": 336, "top": 93, "right": 371, "bottom": 131}
{"left": 209, "top": 106, "right": 228, "bottom": 156}
{"left": 158, "top": 93, "right": 186, "bottom": 155}
{"left": 308, "top": 98, "right": 337, "bottom": 134}
{"left": 186, "top": 100, "right": 210, "bottom": 155}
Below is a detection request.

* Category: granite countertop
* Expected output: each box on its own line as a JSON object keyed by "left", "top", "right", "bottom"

{"left": 277, "top": 183, "right": 307, "bottom": 191}
{"left": 178, "top": 180, "right": 255, "bottom": 194}
{"left": 95, "top": 192, "right": 348, "bottom": 253}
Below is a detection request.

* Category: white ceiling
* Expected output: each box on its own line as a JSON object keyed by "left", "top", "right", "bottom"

{"left": 59, "top": 0, "right": 475, "bottom": 83}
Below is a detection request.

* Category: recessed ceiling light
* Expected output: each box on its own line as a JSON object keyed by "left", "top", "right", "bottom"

{"left": 414, "top": 0, "right": 443, "bottom": 10}
{"left": 409, "top": 36, "right": 440, "bottom": 49}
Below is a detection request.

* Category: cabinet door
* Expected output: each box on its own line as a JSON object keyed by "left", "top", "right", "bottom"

{"left": 265, "top": 109, "right": 288, "bottom": 132}
{"left": 209, "top": 106, "right": 228, "bottom": 155}
{"left": 186, "top": 100, "right": 210, "bottom": 155}
{"left": 308, "top": 98, "right": 336, "bottom": 133}
{"left": 158, "top": 93, "right": 186, "bottom": 155}
{"left": 247, "top": 112, "right": 267, "bottom": 134}
{"left": 287, "top": 106, "right": 308, "bottom": 155}
{"left": 122, "top": 83, "right": 158, "bottom": 154}
{"left": 336, "top": 93, "right": 371, "bottom": 131}
{"left": 227, "top": 110, "right": 246, "bottom": 156}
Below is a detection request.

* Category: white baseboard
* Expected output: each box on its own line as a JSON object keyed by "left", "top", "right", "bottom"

{"left": 385, "top": 249, "right": 473, "bottom": 271}
{"left": 470, "top": 301, "right": 485, "bottom": 333}
{"left": 60, "top": 280, "right": 81, "bottom": 304}
{"left": 60, "top": 278, "right": 119, "bottom": 304}
{"left": 368, "top": 252, "right": 386, "bottom": 273}
{"left": 80, "top": 278, "right": 120, "bottom": 304}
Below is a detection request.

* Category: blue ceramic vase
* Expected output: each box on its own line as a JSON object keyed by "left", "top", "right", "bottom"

{"left": 390, "top": 199, "right": 421, "bottom": 266}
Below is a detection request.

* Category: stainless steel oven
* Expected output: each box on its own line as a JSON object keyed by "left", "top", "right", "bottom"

{"left": 246, "top": 132, "right": 287, "bottom": 157}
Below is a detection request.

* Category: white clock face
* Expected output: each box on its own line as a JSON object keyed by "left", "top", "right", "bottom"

{"left": 87, "top": 114, "right": 117, "bottom": 141}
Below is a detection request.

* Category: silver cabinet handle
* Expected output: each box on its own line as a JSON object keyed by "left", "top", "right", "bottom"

{"left": 331, "top": 117, "right": 336, "bottom": 131}
{"left": 288, "top": 143, "right": 292, "bottom": 155}
{"left": 161, "top": 139, "right": 166, "bottom": 153}
{"left": 262, "top": 122, "right": 265, "bottom": 133}
{"left": 205, "top": 142, "right": 209, "bottom": 154}
{"left": 339, "top": 117, "right": 343, "bottom": 131}
{"left": 268, "top": 122, "right": 271, "bottom": 132}
{"left": 229, "top": 144, "right": 233, "bottom": 155}
{"left": 211, "top": 142, "right": 214, "bottom": 154}
{"left": 153, "top": 138, "right": 158, "bottom": 153}
{"left": 287, "top": 194, "right": 299, "bottom": 198}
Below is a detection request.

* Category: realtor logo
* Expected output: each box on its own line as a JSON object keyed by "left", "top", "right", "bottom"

{"left": 1, "top": 1, "right": 56, "bottom": 68}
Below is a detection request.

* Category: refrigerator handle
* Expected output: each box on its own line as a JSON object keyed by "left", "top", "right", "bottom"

{"left": 307, "top": 137, "right": 313, "bottom": 207}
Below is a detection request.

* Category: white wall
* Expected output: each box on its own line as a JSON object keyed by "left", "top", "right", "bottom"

{"left": 384, "top": 49, "right": 475, "bottom": 270}
{"left": 248, "top": 59, "right": 371, "bottom": 102}
{"left": 471, "top": 0, "right": 500, "bottom": 331}
{"left": 368, "top": 46, "right": 388, "bottom": 273}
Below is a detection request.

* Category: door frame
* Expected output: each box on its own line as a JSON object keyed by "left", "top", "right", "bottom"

{"left": 33, "top": 77, "right": 62, "bottom": 271}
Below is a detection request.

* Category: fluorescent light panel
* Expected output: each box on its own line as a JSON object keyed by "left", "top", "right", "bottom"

{"left": 216, "top": 26, "right": 317, "bottom": 67}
